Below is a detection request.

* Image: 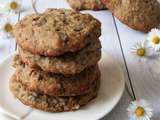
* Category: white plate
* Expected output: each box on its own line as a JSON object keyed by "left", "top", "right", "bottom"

{"left": 0, "top": 52, "right": 125, "bottom": 120}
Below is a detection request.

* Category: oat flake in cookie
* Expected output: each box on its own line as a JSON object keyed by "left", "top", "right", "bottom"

{"left": 13, "top": 9, "right": 101, "bottom": 56}
{"left": 10, "top": 76, "right": 100, "bottom": 112}
{"left": 67, "top": 0, "right": 106, "bottom": 10}
{"left": 19, "top": 39, "right": 101, "bottom": 74}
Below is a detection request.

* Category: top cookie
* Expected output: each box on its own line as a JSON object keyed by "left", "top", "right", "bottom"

{"left": 13, "top": 9, "right": 101, "bottom": 56}
{"left": 67, "top": 0, "right": 106, "bottom": 10}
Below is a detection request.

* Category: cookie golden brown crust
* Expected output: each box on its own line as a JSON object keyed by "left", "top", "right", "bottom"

{"left": 19, "top": 39, "right": 101, "bottom": 74}
{"left": 10, "top": 76, "right": 100, "bottom": 112}
{"left": 67, "top": 0, "right": 106, "bottom": 10}
{"left": 102, "top": 0, "right": 160, "bottom": 32}
{"left": 13, "top": 54, "right": 101, "bottom": 96}
{"left": 13, "top": 9, "right": 101, "bottom": 56}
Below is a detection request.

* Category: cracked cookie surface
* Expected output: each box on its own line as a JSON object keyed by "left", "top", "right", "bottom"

{"left": 19, "top": 39, "right": 101, "bottom": 74}
{"left": 67, "top": 0, "right": 106, "bottom": 10}
{"left": 14, "top": 9, "right": 101, "bottom": 56}
{"left": 102, "top": 0, "right": 160, "bottom": 32}
{"left": 10, "top": 75, "right": 100, "bottom": 112}
{"left": 13, "top": 54, "right": 100, "bottom": 96}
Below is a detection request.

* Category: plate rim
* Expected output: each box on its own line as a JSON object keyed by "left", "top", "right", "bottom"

{"left": 96, "top": 51, "right": 125, "bottom": 119}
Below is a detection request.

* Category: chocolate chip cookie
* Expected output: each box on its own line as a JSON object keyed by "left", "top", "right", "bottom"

{"left": 19, "top": 39, "right": 101, "bottom": 74}
{"left": 10, "top": 76, "right": 100, "bottom": 112}
{"left": 13, "top": 9, "right": 101, "bottom": 56}
{"left": 13, "top": 54, "right": 100, "bottom": 96}
{"left": 102, "top": 0, "right": 160, "bottom": 32}
{"left": 67, "top": 0, "right": 106, "bottom": 10}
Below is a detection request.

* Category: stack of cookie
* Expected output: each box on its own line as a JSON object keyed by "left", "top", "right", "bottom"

{"left": 10, "top": 9, "right": 102, "bottom": 112}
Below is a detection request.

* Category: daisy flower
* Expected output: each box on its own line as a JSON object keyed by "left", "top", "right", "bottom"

{"left": 131, "top": 41, "right": 154, "bottom": 62}
{"left": 147, "top": 28, "right": 160, "bottom": 51}
{"left": 127, "top": 99, "right": 153, "bottom": 120}
{"left": 5, "top": 0, "right": 22, "bottom": 14}
{"left": 0, "top": 16, "right": 14, "bottom": 38}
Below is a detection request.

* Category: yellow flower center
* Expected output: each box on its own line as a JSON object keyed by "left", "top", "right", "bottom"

{"left": 4, "top": 23, "right": 13, "bottom": 33}
{"left": 135, "top": 107, "right": 145, "bottom": 117}
{"left": 10, "top": 1, "right": 18, "bottom": 10}
{"left": 137, "top": 48, "right": 145, "bottom": 57}
{"left": 152, "top": 36, "right": 159, "bottom": 44}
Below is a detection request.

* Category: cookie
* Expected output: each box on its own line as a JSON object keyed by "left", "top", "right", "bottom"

{"left": 19, "top": 39, "right": 101, "bottom": 74}
{"left": 10, "top": 76, "right": 100, "bottom": 112}
{"left": 13, "top": 9, "right": 101, "bottom": 56}
{"left": 67, "top": 0, "right": 106, "bottom": 10}
{"left": 13, "top": 54, "right": 100, "bottom": 96}
{"left": 102, "top": 0, "right": 160, "bottom": 32}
